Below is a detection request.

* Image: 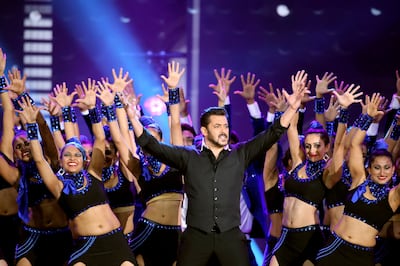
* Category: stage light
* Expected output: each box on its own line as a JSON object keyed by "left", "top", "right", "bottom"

{"left": 370, "top": 7, "right": 382, "bottom": 16}
{"left": 143, "top": 96, "right": 167, "bottom": 116}
{"left": 276, "top": 4, "right": 290, "bottom": 17}
{"left": 120, "top": 16, "right": 130, "bottom": 23}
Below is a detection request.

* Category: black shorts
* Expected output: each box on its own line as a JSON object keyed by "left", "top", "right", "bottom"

{"left": 315, "top": 231, "right": 374, "bottom": 266}
{"left": 270, "top": 225, "right": 324, "bottom": 265}
{"left": 131, "top": 217, "right": 181, "bottom": 266}
{"left": 69, "top": 228, "right": 137, "bottom": 266}
{"left": 15, "top": 225, "right": 72, "bottom": 266}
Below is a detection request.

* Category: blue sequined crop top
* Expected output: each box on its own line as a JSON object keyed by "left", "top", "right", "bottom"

{"left": 325, "top": 163, "right": 352, "bottom": 209}
{"left": 138, "top": 166, "right": 183, "bottom": 203}
{"left": 104, "top": 168, "right": 136, "bottom": 209}
{"left": 284, "top": 160, "right": 326, "bottom": 208}
{"left": 58, "top": 172, "right": 109, "bottom": 219}
{"left": 343, "top": 185, "right": 394, "bottom": 231}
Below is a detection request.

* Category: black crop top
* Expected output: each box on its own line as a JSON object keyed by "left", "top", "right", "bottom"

{"left": 284, "top": 160, "right": 326, "bottom": 208}
{"left": 343, "top": 182, "right": 394, "bottom": 231}
{"left": 325, "top": 163, "right": 352, "bottom": 209}
{"left": 265, "top": 174, "right": 285, "bottom": 214}
{"left": 58, "top": 172, "right": 109, "bottom": 219}
{"left": 138, "top": 166, "right": 183, "bottom": 203}
{"left": 20, "top": 161, "right": 54, "bottom": 207}
{"left": 104, "top": 168, "right": 136, "bottom": 209}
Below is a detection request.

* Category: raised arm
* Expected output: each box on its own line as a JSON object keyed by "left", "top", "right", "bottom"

{"left": 97, "top": 78, "right": 140, "bottom": 178}
{"left": 41, "top": 95, "right": 65, "bottom": 152}
{"left": 161, "top": 61, "right": 186, "bottom": 146}
{"left": 284, "top": 71, "right": 310, "bottom": 169}
{"left": 108, "top": 69, "right": 136, "bottom": 153}
{"left": 209, "top": 67, "right": 236, "bottom": 108}
{"left": 0, "top": 52, "right": 16, "bottom": 160}
{"left": 78, "top": 79, "right": 105, "bottom": 179}
{"left": 324, "top": 84, "right": 363, "bottom": 188}
{"left": 280, "top": 70, "right": 310, "bottom": 128}
{"left": 74, "top": 78, "right": 106, "bottom": 178}
{"left": 0, "top": 50, "right": 19, "bottom": 185}
{"left": 17, "top": 96, "right": 63, "bottom": 198}
{"left": 51, "top": 82, "right": 78, "bottom": 140}
{"left": 314, "top": 72, "right": 336, "bottom": 127}
{"left": 348, "top": 93, "right": 383, "bottom": 188}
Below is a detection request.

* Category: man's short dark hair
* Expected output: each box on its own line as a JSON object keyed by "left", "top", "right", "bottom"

{"left": 200, "top": 107, "right": 228, "bottom": 128}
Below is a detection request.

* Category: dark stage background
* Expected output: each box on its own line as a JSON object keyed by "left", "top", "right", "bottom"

{"left": 1, "top": 0, "right": 400, "bottom": 142}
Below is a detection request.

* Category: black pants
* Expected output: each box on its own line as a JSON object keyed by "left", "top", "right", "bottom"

{"left": 177, "top": 226, "right": 250, "bottom": 266}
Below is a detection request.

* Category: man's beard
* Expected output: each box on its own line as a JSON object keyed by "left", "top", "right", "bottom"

{"left": 207, "top": 134, "right": 228, "bottom": 148}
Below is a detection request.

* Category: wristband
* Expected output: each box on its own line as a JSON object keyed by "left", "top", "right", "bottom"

{"left": 12, "top": 92, "right": 35, "bottom": 111}
{"left": 61, "top": 106, "right": 77, "bottom": 123}
{"left": 114, "top": 94, "right": 124, "bottom": 109}
{"left": 89, "top": 107, "right": 101, "bottom": 124}
{"left": 338, "top": 108, "right": 349, "bottom": 124}
{"left": 0, "top": 76, "right": 7, "bottom": 92}
{"left": 168, "top": 87, "right": 180, "bottom": 105}
{"left": 50, "top": 116, "right": 61, "bottom": 132}
{"left": 26, "top": 123, "right": 39, "bottom": 140}
{"left": 274, "top": 111, "right": 284, "bottom": 121}
{"left": 354, "top": 113, "right": 373, "bottom": 131}
{"left": 325, "top": 121, "right": 335, "bottom": 137}
{"left": 314, "top": 98, "right": 325, "bottom": 114}
{"left": 103, "top": 104, "right": 117, "bottom": 122}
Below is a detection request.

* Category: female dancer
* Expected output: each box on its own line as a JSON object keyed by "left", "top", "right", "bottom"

{"left": 0, "top": 49, "right": 20, "bottom": 266}
{"left": 17, "top": 80, "right": 137, "bottom": 266}
{"left": 5, "top": 70, "right": 73, "bottom": 266}
{"left": 268, "top": 80, "right": 362, "bottom": 266}
{"left": 129, "top": 61, "right": 185, "bottom": 266}
{"left": 316, "top": 93, "right": 400, "bottom": 266}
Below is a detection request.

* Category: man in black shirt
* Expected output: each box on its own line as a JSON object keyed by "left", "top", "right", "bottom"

{"left": 128, "top": 70, "right": 309, "bottom": 266}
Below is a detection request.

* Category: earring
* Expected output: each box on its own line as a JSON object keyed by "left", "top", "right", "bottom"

{"left": 323, "top": 153, "right": 330, "bottom": 162}
{"left": 57, "top": 168, "right": 65, "bottom": 176}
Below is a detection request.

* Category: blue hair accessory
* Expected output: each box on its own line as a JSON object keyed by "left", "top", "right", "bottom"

{"left": 61, "top": 137, "right": 87, "bottom": 161}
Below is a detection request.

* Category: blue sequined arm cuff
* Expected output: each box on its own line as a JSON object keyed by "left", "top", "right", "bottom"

{"left": 0, "top": 76, "right": 7, "bottom": 93}
{"left": 26, "top": 123, "right": 39, "bottom": 140}
{"left": 314, "top": 98, "right": 325, "bottom": 114}
{"left": 103, "top": 104, "right": 117, "bottom": 122}
{"left": 89, "top": 107, "right": 101, "bottom": 124}
{"left": 62, "top": 106, "right": 77, "bottom": 123}
{"left": 168, "top": 87, "right": 180, "bottom": 105}
{"left": 326, "top": 121, "right": 335, "bottom": 137}
{"left": 12, "top": 92, "right": 35, "bottom": 111}
{"left": 354, "top": 113, "right": 373, "bottom": 131}
{"left": 338, "top": 108, "right": 349, "bottom": 124}
{"left": 50, "top": 116, "right": 61, "bottom": 132}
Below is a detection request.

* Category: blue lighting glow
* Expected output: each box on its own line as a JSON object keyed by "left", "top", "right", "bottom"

{"left": 55, "top": 0, "right": 169, "bottom": 140}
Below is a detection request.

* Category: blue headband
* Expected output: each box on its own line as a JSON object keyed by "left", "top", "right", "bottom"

{"left": 61, "top": 138, "right": 87, "bottom": 161}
